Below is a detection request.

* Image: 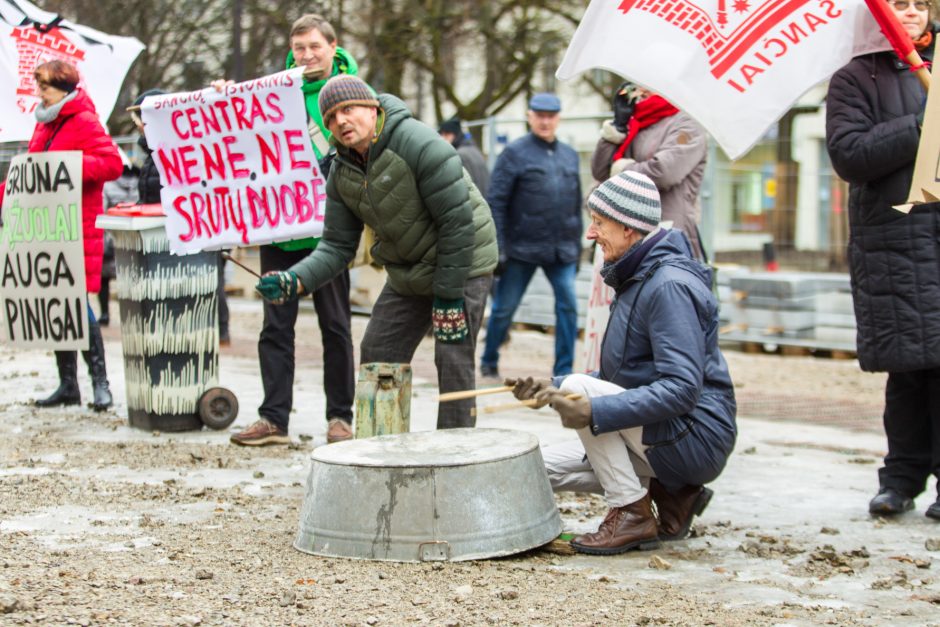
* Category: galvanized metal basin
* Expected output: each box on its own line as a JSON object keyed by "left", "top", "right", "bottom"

{"left": 294, "top": 428, "right": 561, "bottom": 562}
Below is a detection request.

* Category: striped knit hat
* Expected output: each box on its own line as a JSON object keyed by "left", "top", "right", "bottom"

{"left": 587, "top": 171, "right": 661, "bottom": 233}
{"left": 318, "top": 75, "right": 380, "bottom": 127}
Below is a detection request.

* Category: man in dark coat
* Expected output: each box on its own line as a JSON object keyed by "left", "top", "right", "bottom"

{"left": 481, "top": 93, "right": 583, "bottom": 378}
{"left": 438, "top": 117, "right": 490, "bottom": 196}
{"left": 507, "top": 171, "right": 736, "bottom": 555}
{"left": 826, "top": 2, "right": 940, "bottom": 520}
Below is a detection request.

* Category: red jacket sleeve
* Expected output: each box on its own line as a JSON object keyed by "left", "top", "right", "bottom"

{"left": 70, "top": 111, "right": 123, "bottom": 185}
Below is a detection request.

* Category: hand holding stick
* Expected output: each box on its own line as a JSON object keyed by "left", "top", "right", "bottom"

{"left": 482, "top": 393, "right": 583, "bottom": 414}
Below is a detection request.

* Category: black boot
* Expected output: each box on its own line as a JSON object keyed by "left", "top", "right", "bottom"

{"left": 82, "top": 317, "right": 112, "bottom": 411}
{"left": 35, "top": 351, "right": 81, "bottom": 407}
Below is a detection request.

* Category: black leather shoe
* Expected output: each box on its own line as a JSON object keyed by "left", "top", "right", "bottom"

{"left": 927, "top": 498, "right": 940, "bottom": 521}
{"left": 35, "top": 381, "right": 81, "bottom": 407}
{"left": 90, "top": 382, "right": 113, "bottom": 412}
{"left": 869, "top": 488, "right": 914, "bottom": 516}
{"left": 36, "top": 351, "right": 80, "bottom": 407}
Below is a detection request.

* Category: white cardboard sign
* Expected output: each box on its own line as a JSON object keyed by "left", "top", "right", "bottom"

{"left": 141, "top": 70, "right": 327, "bottom": 255}
{"left": 0, "top": 151, "right": 88, "bottom": 350}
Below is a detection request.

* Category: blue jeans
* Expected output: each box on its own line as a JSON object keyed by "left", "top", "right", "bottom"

{"left": 482, "top": 259, "right": 578, "bottom": 376}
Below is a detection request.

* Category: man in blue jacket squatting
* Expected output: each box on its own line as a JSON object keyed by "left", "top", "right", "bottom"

{"left": 507, "top": 171, "right": 737, "bottom": 555}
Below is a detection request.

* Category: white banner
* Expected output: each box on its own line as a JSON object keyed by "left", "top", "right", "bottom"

{"left": 0, "top": 0, "right": 144, "bottom": 142}
{"left": 0, "top": 151, "right": 88, "bottom": 350}
{"left": 557, "top": 0, "right": 890, "bottom": 159}
{"left": 142, "top": 70, "right": 328, "bottom": 255}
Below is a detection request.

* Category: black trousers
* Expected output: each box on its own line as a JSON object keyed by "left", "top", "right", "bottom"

{"left": 258, "top": 245, "right": 355, "bottom": 430}
{"left": 879, "top": 367, "right": 940, "bottom": 498}
{"left": 217, "top": 253, "right": 229, "bottom": 338}
{"left": 97, "top": 277, "right": 111, "bottom": 320}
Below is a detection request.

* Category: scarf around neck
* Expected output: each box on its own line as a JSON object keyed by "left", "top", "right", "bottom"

{"left": 35, "top": 89, "right": 77, "bottom": 124}
{"left": 600, "top": 227, "right": 668, "bottom": 290}
{"left": 612, "top": 95, "right": 679, "bottom": 162}
{"left": 914, "top": 29, "right": 933, "bottom": 52}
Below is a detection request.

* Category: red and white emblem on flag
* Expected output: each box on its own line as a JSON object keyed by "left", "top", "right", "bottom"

{"left": 10, "top": 25, "right": 86, "bottom": 113}
{"left": 1, "top": 0, "right": 145, "bottom": 142}
{"left": 619, "top": 0, "right": 816, "bottom": 81}
{"left": 558, "top": 0, "right": 888, "bottom": 158}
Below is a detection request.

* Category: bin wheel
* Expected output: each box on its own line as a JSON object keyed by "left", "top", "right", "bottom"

{"left": 199, "top": 387, "right": 239, "bottom": 430}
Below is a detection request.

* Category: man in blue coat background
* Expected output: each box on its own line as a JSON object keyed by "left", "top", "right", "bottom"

{"left": 480, "top": 93, "right": 583, "bottom": 378}
{"left": 508, "top": 171, "right": 736, "bottom": 555}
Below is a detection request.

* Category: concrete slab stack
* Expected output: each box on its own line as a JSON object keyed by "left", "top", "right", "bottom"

{"left": 720, "top": 270, "right": 856, "bottom": 352}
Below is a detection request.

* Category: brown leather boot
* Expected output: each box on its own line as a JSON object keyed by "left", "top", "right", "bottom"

{"left": 570, "top": 493, "right": 660, "bottom": 555}
{"left": 326, "top": 418, "right": 353, "bottom": 443}
{"left": 649, "top": 479, "right": 713, "bottom": 541}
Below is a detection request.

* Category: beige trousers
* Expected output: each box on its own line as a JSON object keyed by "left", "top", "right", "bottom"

{"left": 541, "top": 374, "right": 656, "bottom": 507}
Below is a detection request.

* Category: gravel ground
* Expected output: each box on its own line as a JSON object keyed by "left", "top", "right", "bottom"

{"left": 1, "top": 298, "right": 937, "bottom": 626}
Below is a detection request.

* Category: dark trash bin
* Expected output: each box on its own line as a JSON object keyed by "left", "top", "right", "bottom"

{"left": 97, "top": 206, "right": 237, "bottom": 431}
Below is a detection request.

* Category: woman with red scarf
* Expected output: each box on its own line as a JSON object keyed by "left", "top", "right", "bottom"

{"left": 5, "top": 60, "right": 122, "bottom": 410}
{"left": 590, "top": 84, "right": 707, "bottom": 259}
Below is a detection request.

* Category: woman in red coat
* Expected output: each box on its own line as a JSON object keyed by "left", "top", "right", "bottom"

{"left": 26, "top": 60, "right": 122, "bottom": 410}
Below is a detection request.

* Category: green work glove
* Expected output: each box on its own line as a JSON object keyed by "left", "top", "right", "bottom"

{"left": 537, "top": 389, "right": 593, "bottom": 430}
{"left": 255, "top": 270, "right": 300, "bottom": 305}
{"left": 431, "top": 297, "right": 468, "bottom": 343}
{"left": 504, "top": 376, "right": 554, "bottom": 408}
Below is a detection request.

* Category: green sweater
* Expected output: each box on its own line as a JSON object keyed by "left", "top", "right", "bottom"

{"left": 275, "top": 47, "right": 357, "bottom": 252}
{"left": 290, "top": 94, "right": 498, "bottom": 299}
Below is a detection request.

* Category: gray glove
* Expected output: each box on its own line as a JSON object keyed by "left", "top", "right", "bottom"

{"left": 536, "top": 390, "right": 592, "bottom": 430}
{"left": 504, "top": 377, "right": 554, "bottom": 408}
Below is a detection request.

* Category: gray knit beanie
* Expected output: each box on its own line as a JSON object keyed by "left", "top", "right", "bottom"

{"left": 587, "top": 171, "right": 661, "bottom": 233}
{"left": 318, "top": 75, "right": 379, "bottom": 127}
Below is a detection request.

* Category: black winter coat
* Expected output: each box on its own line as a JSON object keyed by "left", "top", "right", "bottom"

{"left": 825, "top": 33, "right": 940, "bottom": 373}
{"left": 486, "top": 134, "right": 582, "bottom": 266}
{"left": 137, "top": 136, "right": 162, "bottom": 204}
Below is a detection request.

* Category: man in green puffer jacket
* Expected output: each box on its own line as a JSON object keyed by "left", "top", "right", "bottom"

{"left": 256, "top": 75, "right": 498, "bottom": 429}
{"left": 230, "top": 14, "right": 356, "bottom": 448}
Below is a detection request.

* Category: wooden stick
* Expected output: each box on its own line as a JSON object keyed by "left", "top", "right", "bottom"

{"left": 437, "top": 386, "right": 512, "bottom": 402}
{"left": 482, "top": 393, "right": 582, "bottom": 415}
{"left": 906, "top": 50, "right": 931, "bottom": 91}
{"left": 222, "top": 252, "right": 262, "bottom": 279}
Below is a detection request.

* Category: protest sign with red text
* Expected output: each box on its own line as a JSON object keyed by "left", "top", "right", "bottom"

{"left": 557, "top": 0, "right": 890, "bottom": 159}
{"left": 141, "top": 70, "right": 326, "bottom": 255}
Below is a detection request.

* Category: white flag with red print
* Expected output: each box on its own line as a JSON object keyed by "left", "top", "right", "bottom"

{"left": 0, "top": 0, "right": 144, "bottom": 142}
{"left": 557, "top": 0, "right": 890, "bottom": 159}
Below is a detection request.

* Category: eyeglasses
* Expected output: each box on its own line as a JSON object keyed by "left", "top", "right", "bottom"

{"left": 888, "top": 1, "right": 930, "bottom": 11}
